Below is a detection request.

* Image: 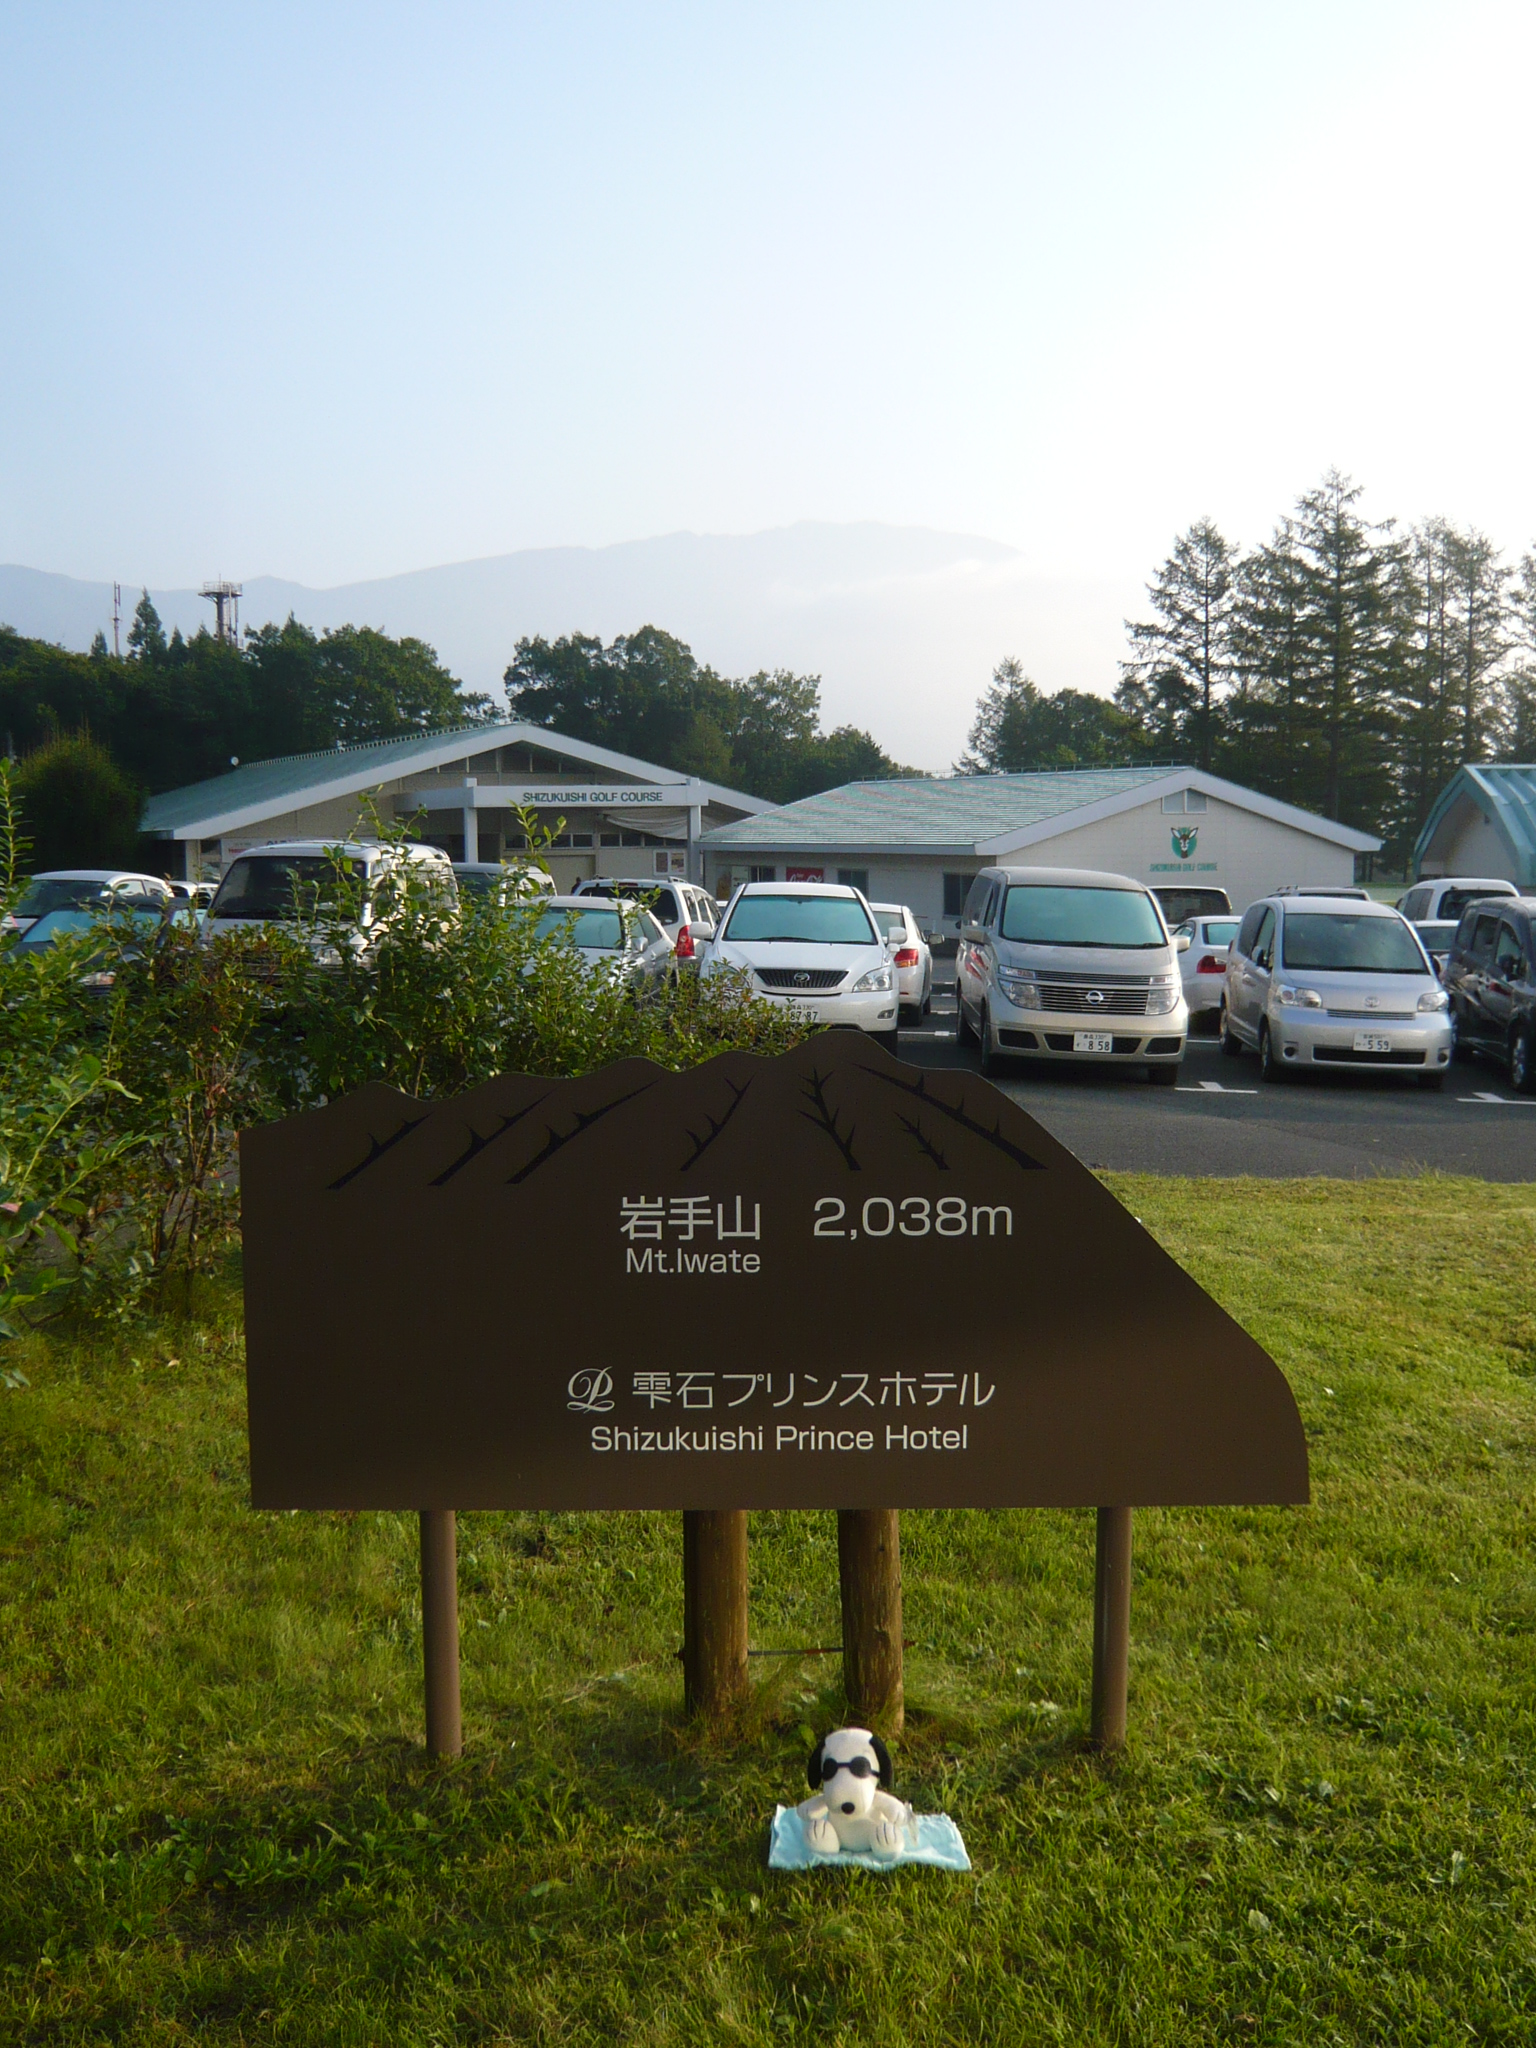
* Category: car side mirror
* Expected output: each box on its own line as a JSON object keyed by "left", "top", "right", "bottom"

{"left": 960, "top": 921, "right": 985, "bottom": 943}
{"left": 1176, "top": 932, "right": 1192, "bottom": 952}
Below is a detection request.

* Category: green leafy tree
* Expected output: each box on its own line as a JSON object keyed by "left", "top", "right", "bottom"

{"left": 15, "top": 732, "right": 145, "bottom": 870}
{"left": 505, "top": 630, "right": 913, "bottom": 799}
{"left": 959, "top": 659, "right": 1146, "bottom": 772}
{"left": 0, "top": 616, "right": 494, "bottom": 798}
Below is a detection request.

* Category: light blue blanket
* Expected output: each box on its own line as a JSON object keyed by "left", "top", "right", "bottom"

{"left": 768, "top": 1804, "right": 971, "bottom": 1873}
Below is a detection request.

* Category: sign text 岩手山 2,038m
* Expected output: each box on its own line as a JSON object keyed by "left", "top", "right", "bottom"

{"left": 240, "top": 1034, "right": 1309, "bottom": 1511}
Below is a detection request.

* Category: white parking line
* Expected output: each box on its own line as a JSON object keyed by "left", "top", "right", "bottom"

{"left": 1177, "top": 1081, "right": 1259, "bottom": 1094}
{"left": 1457, "top": 1091, "right": 1536, "bottom": 1105}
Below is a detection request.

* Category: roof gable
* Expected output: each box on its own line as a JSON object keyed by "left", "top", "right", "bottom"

{"left": 141, "top": 722, "right": 769, "bottom": 838}
{"left": 700, "top": 767, "right": 1380, "bottom": 855}
{"left": 1414, "top": 764, "right": 1536, "bottom": 886}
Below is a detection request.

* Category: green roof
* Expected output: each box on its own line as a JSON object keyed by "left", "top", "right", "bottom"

{"left": 141, "top": 726, "right": 494, "bottom": 836}
{"left": 700, "top": 765, "right": 1380, "bottom": 857}
{"left": 141, "top": 722, "right": 768, "bottom": 838}
{"left": 1414, "top": 764, "right": 1536, "bottom": 888}
{"left": 699, "top": 769, "right": 1174, "bottom": 851}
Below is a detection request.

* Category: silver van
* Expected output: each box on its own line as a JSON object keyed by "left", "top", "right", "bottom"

{"left": 954, "top": 865, "right": 1187, "bottom": 1083}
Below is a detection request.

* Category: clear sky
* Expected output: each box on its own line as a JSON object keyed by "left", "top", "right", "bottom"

{"left": 3, "top": 3, "right": 1532, "bottom": 615}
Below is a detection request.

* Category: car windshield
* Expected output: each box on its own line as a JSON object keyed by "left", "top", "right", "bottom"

{"left": 455, "top": 869, "right": 500, "bottom": 900}
{"left": 534, "top": 906, "right": 625, "bottom": 950}
{"left": 12, "top": 877, "right": 114, "bottom": 918}
{"left": 873, "top": 911, "right": 908, "bottom": 942}
{"left": 210, "top": 855, "right": 365, "bottom": 919}
{"left": 1000, "top": 885, "right": 1166, "bottom": 948}
{"left": 1202, "top": 919, "right": 1240, "bottom": 945}
{"left": 1281, "top": 913, "right": 1427, "bottom": 973}
{"left": 722, "top": 894, "right": 878, "bottom": 944}
{"left": 14, "top": 908, "right": 102, "bottom": 948}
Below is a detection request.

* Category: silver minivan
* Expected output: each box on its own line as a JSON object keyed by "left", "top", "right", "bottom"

{"left": 954, "top": 865, "right": 1188, "bottom": 1082}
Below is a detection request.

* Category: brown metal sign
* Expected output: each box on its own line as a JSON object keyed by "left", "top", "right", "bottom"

{"left": 241, "top": 1034, "right": 1308, "bottom": 1511}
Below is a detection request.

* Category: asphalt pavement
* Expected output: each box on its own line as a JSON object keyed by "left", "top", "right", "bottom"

{"left": 900, "top": 986, "right": 1536, "bottom": 1180}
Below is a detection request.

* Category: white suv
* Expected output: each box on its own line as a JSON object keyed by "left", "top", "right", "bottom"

{"left": 571, "top": 875, "right": 718, "bottom": 954}
{"left": 699, "top": 881, "right": 899, "bottom": 1046}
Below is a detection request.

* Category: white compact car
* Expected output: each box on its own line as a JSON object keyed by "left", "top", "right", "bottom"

{"left": 869, "top": 902, "right": 932, "bottom": 1023}
{"left": 699, "top": 881, "right": 899, "bottom": 1047}
{"left": 4, "top": 869, "right": 173, "bottom": 936}
{"left": 1174, "top": 913, "right": 1241, "bottom": 1024}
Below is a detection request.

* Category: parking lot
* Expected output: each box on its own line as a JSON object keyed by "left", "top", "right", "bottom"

{"left": 900, "top": 980, "right": 1536, "bottom": 1180}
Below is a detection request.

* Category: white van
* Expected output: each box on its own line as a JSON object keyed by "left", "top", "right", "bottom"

{"left": 201, "top": 840, "right": 456, "bottom": 953}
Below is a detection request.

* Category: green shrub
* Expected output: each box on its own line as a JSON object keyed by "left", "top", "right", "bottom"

{"left": 12, "top": 729, "right": 145, "bottom": 871}
{"left": 0, "top": 789, "right": 813, "bottom": 1335}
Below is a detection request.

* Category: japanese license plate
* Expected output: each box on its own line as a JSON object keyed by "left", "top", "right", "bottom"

{"left": 1073, "top": 1031, "right": 1115, "bottom": 1054}
{"left": 1353, "top": 1032, "right": 1392, "bottom": 1054}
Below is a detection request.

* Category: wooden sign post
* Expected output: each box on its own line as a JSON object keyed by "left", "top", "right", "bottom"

{"left": 241, "top": 1035, "right": 1308, "bottom": 1750}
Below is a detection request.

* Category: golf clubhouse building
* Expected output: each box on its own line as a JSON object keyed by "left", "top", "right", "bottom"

{"left": 140, "top": 723, "right": 770, "bottom": 893}
{"left": 701, "top": 767, "right": 1380, "bottom": 937}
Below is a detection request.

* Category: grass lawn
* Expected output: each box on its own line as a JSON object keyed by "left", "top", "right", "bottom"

{"left": 3, "top": 1174, "right": 1535, "bottom": 2046}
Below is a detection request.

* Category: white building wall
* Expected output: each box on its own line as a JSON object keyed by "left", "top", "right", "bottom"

{"left": 1422, "top": 799, "right": 1515, "bottom": 881}
{"left": 708, "top": 793, "right": 1358, "bottom": 929}
{"left": 1001, "top": 795, "right": 1356, "bottom": 910}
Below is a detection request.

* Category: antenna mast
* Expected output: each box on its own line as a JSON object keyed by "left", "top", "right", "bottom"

{"left": 199, "top": 579, "right": 243, "bottom": 647}
{"left": 111, "top": 582, "right": 122, "bottom": 659}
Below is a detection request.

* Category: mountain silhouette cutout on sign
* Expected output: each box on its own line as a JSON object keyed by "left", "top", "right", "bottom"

{"left": 241, "top": 1033, "right": 1308, "bottom": 1511}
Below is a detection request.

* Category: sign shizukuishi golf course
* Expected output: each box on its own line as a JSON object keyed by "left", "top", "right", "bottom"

{"left": 240, "top": 1032, "right": 1308, "bottom": 1748}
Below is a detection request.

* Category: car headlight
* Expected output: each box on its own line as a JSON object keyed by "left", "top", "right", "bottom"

{"left": 1145, "top": 985, "right": 1180, "bottom": 1015}
{"left": 1275, "top": 984, "right": 1322, "bottom": 1008}
{"left": 1417, "top": 988, "right": 1450, "bottom": 1012}
{"left": 997, "top": 973, "right": 1040, "bottom": 1006}
{"left": 851, "top": 964, "right": 893, "bottom": 993}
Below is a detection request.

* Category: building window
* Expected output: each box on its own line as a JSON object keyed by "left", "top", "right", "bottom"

{"left": 749, "top": 865, "right": 776, "bottom": 883}
{"left": 1162, "top": 789, "right": 1208, "bottom": 814}
{"left": 837, "top": 868, "right": 869, "bottom": 893}
{"left": 600, "top": 833, "right": 621, "bottom": 847}
{"left": 943, "top": 873, "right": 971, "bottom": 918}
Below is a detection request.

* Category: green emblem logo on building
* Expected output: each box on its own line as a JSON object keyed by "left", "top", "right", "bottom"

{"left": 1171, "top": 824, "right": 1199, "bottom": 858}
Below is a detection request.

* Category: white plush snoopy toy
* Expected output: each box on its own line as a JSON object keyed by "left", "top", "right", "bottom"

{"left": 797, "top": 1727, "right": 914, "bottom": 1858}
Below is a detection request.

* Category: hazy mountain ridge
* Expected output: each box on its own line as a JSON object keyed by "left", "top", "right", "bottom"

{"left": 0, "top": 525, "right": 1133, "bottom": 770}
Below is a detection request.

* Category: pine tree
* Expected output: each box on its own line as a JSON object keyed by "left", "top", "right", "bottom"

{"left": 1226, "top": 516, "right": 1313, "bottom": 801}
{"left": 1442, "top": 527, "right": 1509, "bottom": 762}
{"left": 126, "top": 591, "right": 167, "bottom": 664}
{"left": 1119, "top": 518, "right": 1236, "bottom": 770}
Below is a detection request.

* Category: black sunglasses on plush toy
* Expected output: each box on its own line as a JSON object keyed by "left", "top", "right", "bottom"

{"left": 821, "top": 1755, "right": 876, "bottom": 1780}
